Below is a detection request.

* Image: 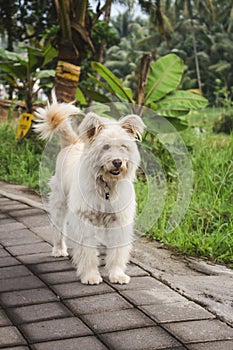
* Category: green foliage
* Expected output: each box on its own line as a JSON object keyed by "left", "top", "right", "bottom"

{"left": 135, "top": 111, "right": 233, "bottom": 266}
{"left": 90, "top": 61, "right": 134, "bottom": 103}
{"left": 0, "top": 0, "right": 57, "bottom": 48}
{"left": 0, "top": 45, "right": 57, "bottom": 112}
{"left": 213, "top": 110, "right": 233, "bottom": 134}
{"left": 108, "top": 3, "right": 233, "bottom": 106}
{"left": 144, "top": 54, "right": 183, "bottom": 104}
{"left": 82, "top": 54, "right": 208, "bottom": 128}
{"left": 0, "top": 123, "right": 44, "bottom": 190}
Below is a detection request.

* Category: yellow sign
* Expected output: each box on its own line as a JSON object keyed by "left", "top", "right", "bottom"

{"left": 16, "top": 113, "right": 34, "bottom": 139}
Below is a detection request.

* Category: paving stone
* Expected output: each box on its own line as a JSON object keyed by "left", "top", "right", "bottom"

{"left": 163, "top": 319, "right": 233, "bottom": 344}
{"left": 6, "top": 302, "right": 72, "bottom": 325}
{"left": 51, "top": 281, "right": 114, "bottom": 299}
{"left": 0, "top": 198, "right": 10, "bottom": 204}
{"left": 110, "top": 276, "right": 165, "bottom": 291}
{"left": 140, "top": 300, "right": 214, "bottom": 323}
{"left": 126, "top": 263, "right": 150, "bottom": 277}
{"left": 40, "top": 270, "right": 78, "bottom": 284}
{"left": 0, "top": 347, "right": 30, "bottom": 350}
{"left": 31, "top": 225, "right": 54, "bottom": 244}
{"left": 0, "top": 265, "right": 32, "bottom": 280}
{"left": 9, "top": 208, "right": 44, "bottom": 219}
{"left": 83, "top": 308, "right": 155, "bottom": 333}
{"left": 0, "top": 256, "right": 21, "bottom": 267}
{"left": 65, "top": 293, "right": 133, "bottom": 315}
{"left": 187, "top": 340, "right": 233, "bottom": 350}
{"left": 0, "top": 288, "right": 58, "bottom": 308}
{"left": 121, "top": 287, "right": 186, "bottom": 306}
{"left": 100, "top": 326, "right": 183, "bottom": 350}
{"left": 0, "top": 248, "right": 11, "bottom": 258}
{"left": 29, "top": 260, "right": 73, "bottom": 274}
{"left": 0, "top": 275, "right": 45, "bottom": 293}
{"left": 0, "top": 222, "right": 25, "bottom": 233}
{"left": 98, "top": 262, "right": 149, "bottom": 278}
{"left": 7, "top": 242, "right": 52, "bottom": 256}
{"left": 0, "top": 326, "right": 26, "bottom": 347}
{"left": 0, "top": 228, "right": 33, "bottom": 240}
{"left": 17, "top": 253, "right": 62, "bottom": 265}
{"left": 20, "top": 317, "right": 92, "bottom": 343}
{"left": 15, "top": 211, "right": 50, "bottom": 228}
{"left": 0, "top": 202, "right": 29, "bottom": 212}
{"left": 23, "top": 214, "right": 50, "bottom": 228}
{"left": 0, "top": 217, "right": 15, "bottom": 225}
{"left": 1, "top": 235, "right": 42, "bottom": 247}
{"left": 32, "top": 336, "right": 107, "bottom": 350}
{"left": 0, "top": 309, "right": 12, "bottom": 326}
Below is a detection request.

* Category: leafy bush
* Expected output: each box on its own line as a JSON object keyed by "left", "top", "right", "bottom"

{"left": 213, "top": 110, "right": 233, "bottom": 134}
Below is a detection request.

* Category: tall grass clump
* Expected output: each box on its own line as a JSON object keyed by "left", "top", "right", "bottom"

{"left": 0, "top": 122, "right": 44, "bottom": 190}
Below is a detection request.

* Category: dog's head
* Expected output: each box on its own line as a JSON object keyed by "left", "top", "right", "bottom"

{"left": 78, "top": 112, "right": 145, "bottom": 182}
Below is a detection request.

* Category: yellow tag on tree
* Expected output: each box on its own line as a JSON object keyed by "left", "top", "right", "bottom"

{"left": 16, "top": 113, "right": 34, "bottom": 140}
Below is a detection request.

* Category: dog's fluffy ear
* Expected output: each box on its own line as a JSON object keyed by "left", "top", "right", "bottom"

{"left": 78, "top": 112, "right": 105, "bottom": 142}
{"left": 120, "top": 114, "right": 145, "bottom": 141}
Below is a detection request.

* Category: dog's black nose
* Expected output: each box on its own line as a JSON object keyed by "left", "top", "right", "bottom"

{"left": 112, "top": 159, "right": 122, "bottom": 169}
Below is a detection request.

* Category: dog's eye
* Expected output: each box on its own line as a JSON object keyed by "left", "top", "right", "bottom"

{"left": 121, "top": 144, "right": 128, "bottom": 150}
{"left": 103, "top": 144, "right": 110, "bottom": 150}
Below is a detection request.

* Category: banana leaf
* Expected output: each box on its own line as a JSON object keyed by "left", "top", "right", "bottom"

{"left": 156, "top": 90, "right": 208, "bottom": 110}
{"left": 0, "top": 62, "right": 27, "bottom": 82}
{"left": 35, "top": 69, "right": 55, "bottom": 80}
{"left": 91, "top": 61, "right": 134, "bottom": 103}
{"left": 144, "top": 54, "right": 183, "bottom": 105}
{"left": 76, "top": 87, "right": 87, "bottom": 105}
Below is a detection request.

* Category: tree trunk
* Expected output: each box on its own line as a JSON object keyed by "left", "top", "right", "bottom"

{"left": 53, "top": 0, "right": 89, "bottom": 103}
{"left": 54, "top": 41, "right": 82, "bottom": 103}
{"left": 97, "top": 1, "right": 112, "bottom": 64}
{"left": 187, "top": 0, "right": 202, "bottom": 92}
{"left": 135, "top": 54, "right": 152, "bottom": 114}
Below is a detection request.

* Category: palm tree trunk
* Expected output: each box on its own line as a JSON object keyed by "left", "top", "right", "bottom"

{"left": 54, "top": 41, "right": 82, "bottom": 103}
{"left": 187, "top": 0, "right": 202, "bottom": 92}
{"left": 135, "top": 54, "right": 152, "bottom": 114}
{"left": 53, "top": 0, "right": 89, "bottom": 102}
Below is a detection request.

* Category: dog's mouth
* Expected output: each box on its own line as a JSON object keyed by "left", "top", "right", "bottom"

{"left": 110, "top": 169, "right": 121, "bottom": 176}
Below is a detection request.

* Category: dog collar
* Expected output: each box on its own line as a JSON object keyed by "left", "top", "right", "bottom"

{"left": 99, "top": 175, "right": 110, "bottom": 200}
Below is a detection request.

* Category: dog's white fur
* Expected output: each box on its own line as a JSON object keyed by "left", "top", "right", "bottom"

{"left": 35, "top": 92, "right": 145, "bottom": 284}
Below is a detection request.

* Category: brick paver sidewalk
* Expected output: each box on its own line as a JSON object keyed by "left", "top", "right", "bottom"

{"left": 0, "top": 194, "right": 233, "bottom": 349}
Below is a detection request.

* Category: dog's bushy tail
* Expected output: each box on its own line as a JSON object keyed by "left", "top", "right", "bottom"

{"left": 34, "top": 90, "right": 81, "bottom": 147}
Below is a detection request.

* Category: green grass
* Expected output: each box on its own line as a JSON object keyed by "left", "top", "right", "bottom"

{"left": 136, "top": 108, "right": 233, "bottom": 266}
{"left": 0, "top": 122, "right": 44, "bottom": 191}
{"left": 1, "top": 111, "right": 233, "bottom": 266}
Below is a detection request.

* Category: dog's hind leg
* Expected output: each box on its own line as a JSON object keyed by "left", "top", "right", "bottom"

{"left": 52, "top": 227, "right": 68, "bottom": 258}
{"left": 49, "top": 185, "right": 68, "bottom": 257}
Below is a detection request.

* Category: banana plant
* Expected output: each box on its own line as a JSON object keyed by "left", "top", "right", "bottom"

{"left": 79, "top": 53, "right": 208, "bottom": 131}
{"left": 0, "top": 45, "right": 56, "bottom": 113}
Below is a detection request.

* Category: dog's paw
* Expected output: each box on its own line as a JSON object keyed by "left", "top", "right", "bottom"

{"left": 109, "top": 272, "right": 130, "bottom": 284}
{"left": 52, "top": 247, "right": 69, "bottom": 258}
{"left": 81, "top": 273, "right": 103, "bottom": 285}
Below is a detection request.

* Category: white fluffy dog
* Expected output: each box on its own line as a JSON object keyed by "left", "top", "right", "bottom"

{"left": 35, "top": 93, "right": 145, "bottom": 285}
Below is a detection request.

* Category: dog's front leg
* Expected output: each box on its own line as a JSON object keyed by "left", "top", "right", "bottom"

{"left": 72, "top": 245, "right": 103, "bottom": 285}
{"left": 106, "top": 245, "right": 131, "bottom": 284}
